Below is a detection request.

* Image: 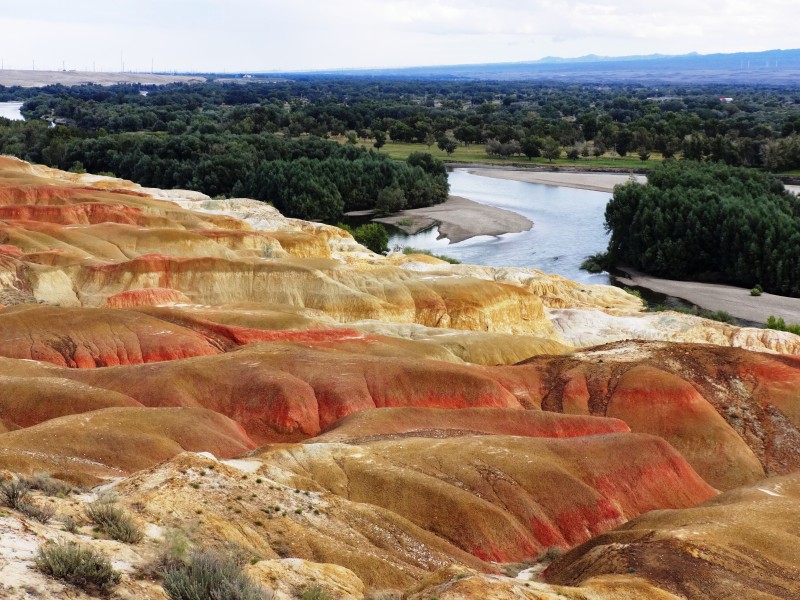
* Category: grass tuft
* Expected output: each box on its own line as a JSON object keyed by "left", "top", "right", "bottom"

{"left": 162, "top": 549, "right": 271, "bottom": 600}
{"left": 87, "top": 499, "right": 144, "bottom": 544}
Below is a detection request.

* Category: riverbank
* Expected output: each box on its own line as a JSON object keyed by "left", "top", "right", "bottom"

{"left": 468, "top": 168, "right": 646, "bottom": 193}
{"left": 372, "top": 195, "right": 532, "bottom": 244}
{"left": 616, "top": 267, "right": 800, "bottom": 324}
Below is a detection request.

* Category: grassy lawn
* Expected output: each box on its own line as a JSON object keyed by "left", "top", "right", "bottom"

{"left": 371, "top": 140, "right": 659, "bottom": 170}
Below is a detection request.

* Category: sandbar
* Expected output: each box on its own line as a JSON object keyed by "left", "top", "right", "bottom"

{"left": 468, "top": 168, "right": 645, "bottom": 192}
{"left": 616, "top": 267, "right": 800, "bottom": 324}
{"left": 373, "top": 195, "right": 532, "bottom": 244}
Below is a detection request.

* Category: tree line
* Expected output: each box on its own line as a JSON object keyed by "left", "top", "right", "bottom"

{"left": 605, "top": 161, "right": 800, "bottom": 296}
{"left": 6, "top": 77, "right": 800, "bottom": 171}
{"left": 0, "top": 117, "right": 448, "bottom": 221}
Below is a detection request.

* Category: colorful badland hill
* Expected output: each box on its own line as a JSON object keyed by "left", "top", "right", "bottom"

{"left": 0, "top": 156, "right": 798, "bottom": 599}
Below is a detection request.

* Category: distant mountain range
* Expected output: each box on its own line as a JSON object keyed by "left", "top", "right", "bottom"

{"left": 274, "top": 49, "right": 800, "bottom": 84}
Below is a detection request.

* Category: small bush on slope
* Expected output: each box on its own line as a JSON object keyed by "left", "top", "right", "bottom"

{"left": 163, "top": 550, "right": 271, "bottom": 600}
{"left": 35, "top": 540, "right": 120, "bottom": 591}
{"left": 87, "top": 499, "right": 144, "bottom": 543}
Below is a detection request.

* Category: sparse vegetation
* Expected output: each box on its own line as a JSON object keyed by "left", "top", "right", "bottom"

{"left": 23, "top": 474, "right": 74, "bottom": 497}
{"left": 35, "top": 541, "right": 120, "bottom": 591}
{"left": 19, "top": 501, "right": 56, "bottom": 523}
{"left": 162, "top": 550, "right": 271, "bottom": 600}
{"left": 400, "top": 246, "right": 461, "bottom": 264}
{"left": 623, "top": 287, "right": 647, "bottom": 307}
{"left": 298, "top": 586, "right": 333, "bottom": 600}
{"left": 0, "top": 479, "right": 56, "bottom": 523}
{"left": 0, "top": 479, "right": 31, "bottom": 509}
{"left": 87, "top": 499, "right": 144, "bottom": 543}
{"left": 765, "top": 315, "right": 800, "bottom": 335}
{"left": 61, "top": 515, "right": 80, "bottom": 534}
{"left": 651, "top": 304, "right": 737, "bottom": 324}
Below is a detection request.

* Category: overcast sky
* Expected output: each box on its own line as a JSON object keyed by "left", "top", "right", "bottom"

{"left": 1, "top": 0, "right": 798, "bottom": 73}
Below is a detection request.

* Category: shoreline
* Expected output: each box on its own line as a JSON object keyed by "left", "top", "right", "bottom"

{"left": 372, "top": 195, "right": 532, "bottom": 244}
{"left": 466, "top": 167, "right": 646, "bottom": 193}
{"left": 616, "top": 267, "right": 800, "bottom": 324}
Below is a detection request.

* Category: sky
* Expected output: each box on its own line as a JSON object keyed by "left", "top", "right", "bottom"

{"left": 1, "top": 0, "right": 798, "bottom": 73}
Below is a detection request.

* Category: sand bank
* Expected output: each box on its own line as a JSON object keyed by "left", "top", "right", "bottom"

{"left": 467, "top": 168, "right": 646, "bottom": 192}
{"left": 373, "top": 195, "right": 532, "bottom": 244}
{"left": 616, "top": 267, "right": 800, "bottom": 324}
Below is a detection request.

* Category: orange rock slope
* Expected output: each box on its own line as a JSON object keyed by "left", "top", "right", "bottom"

{"left": 1, "top": 156, "right": 800, "bottom": 598}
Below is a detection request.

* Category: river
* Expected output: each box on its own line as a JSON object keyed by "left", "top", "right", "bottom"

{"left": 390, "top": 168, "right": 612, "bottom": 285}
{"left": 0, "top": 101, "right": 24, "bottom": 121}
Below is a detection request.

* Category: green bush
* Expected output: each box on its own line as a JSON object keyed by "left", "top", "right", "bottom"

{"left": 766, "top": 315, "right": 800, "bottom": 335}
{"left": 751, "top": 284, "right": 763, "bottom": 296}
{"left": 580, "top": 252, "right": 610, "bottom": 274}
{"left": 353, "top": 223, "right": 389, "bottom": 254}
{"left": 162, "top": 550, "right": 270, "bottom": 600}
{"left": 35, "top": 541, "right": 120, "bottom": 591}
{"left": 87, "top": 500, "right": 144, "bottom": 544}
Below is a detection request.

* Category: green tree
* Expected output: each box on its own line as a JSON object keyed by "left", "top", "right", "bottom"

{"left": 437, "top": 135, "right": 458, "bottom": 155}
{"left": 542, "top": 137, "right": 561, "bottom": 162}
{"left": 373, "top": 130, "right": 386, "bottom": 150}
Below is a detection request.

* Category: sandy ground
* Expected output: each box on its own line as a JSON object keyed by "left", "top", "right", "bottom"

{"left": 0, "top": 69, "right": 204, "bottom": 88}
{"left": 373, "top": 195, "right": 532, "bottom": 243}
{"left": 472, "top": 167, "right": 800, "bottom": 196}
{"left": 468, "top": 168, "right": 646, "bottom": 192}
{"left": 616, "top": 267, "right": 800, "bottom": 324}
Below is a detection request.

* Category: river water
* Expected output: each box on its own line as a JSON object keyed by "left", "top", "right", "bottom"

{"left": 0, "top": 101, "right": 24, "bottom": 121}
{"left": 390, "top": 168, "right": 612, "bottom": 285}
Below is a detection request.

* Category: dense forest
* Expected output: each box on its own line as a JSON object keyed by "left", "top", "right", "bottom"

{"left": 605, "top": 161, "right": 800, "bottom": 296}
{"left": 3, "top": 78, "right": 800, "bottom": 168}
{"left": 1, "top": 77, "right": 800, "bottom": 219}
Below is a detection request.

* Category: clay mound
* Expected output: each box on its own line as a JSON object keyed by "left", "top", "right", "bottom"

{"left": 117, "top": 452, "right": 491, "bottom": 590}
{"left": 546, "top": 473, "right": 800, "bottom": 599}
{"left": 103, "top": 287, "right": 192, "bottom": 308}
{"left": 0, "top": 304, "right": 226, "bottom": 366}
{"left": 45, "top": 343, "right": 528, "bottom": 443}
{"left": 314, "top": 407, "right": 630, "bottom": 443}
{"left": 513, "top": 340, "right": 800, "bottom": 490}
{"left": 0, "top": 375, "right": 140, "bottom": 427}
{"left": 0, "top": 407, "right": 256, "bottom": 481}
{"left": 255, "top": 433, "right": 716, "bottom": 563}
{"left": 0, "top": 418, "right": 20, "bottom": 433}
{"left": 408, "top": 567, "right": 680, "bottom": 600}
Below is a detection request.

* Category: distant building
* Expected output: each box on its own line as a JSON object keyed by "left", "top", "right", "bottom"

{"left": 720, "top": 97, "right": 734, "bottom": 103}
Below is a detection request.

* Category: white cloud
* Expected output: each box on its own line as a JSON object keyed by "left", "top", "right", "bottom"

{"left": 0, "top": 0, "right": 798, "bottom": 71}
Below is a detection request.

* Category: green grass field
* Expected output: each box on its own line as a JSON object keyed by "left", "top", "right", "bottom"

{"left": 370, "top": 140, "right": 658, "bottom": 170}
